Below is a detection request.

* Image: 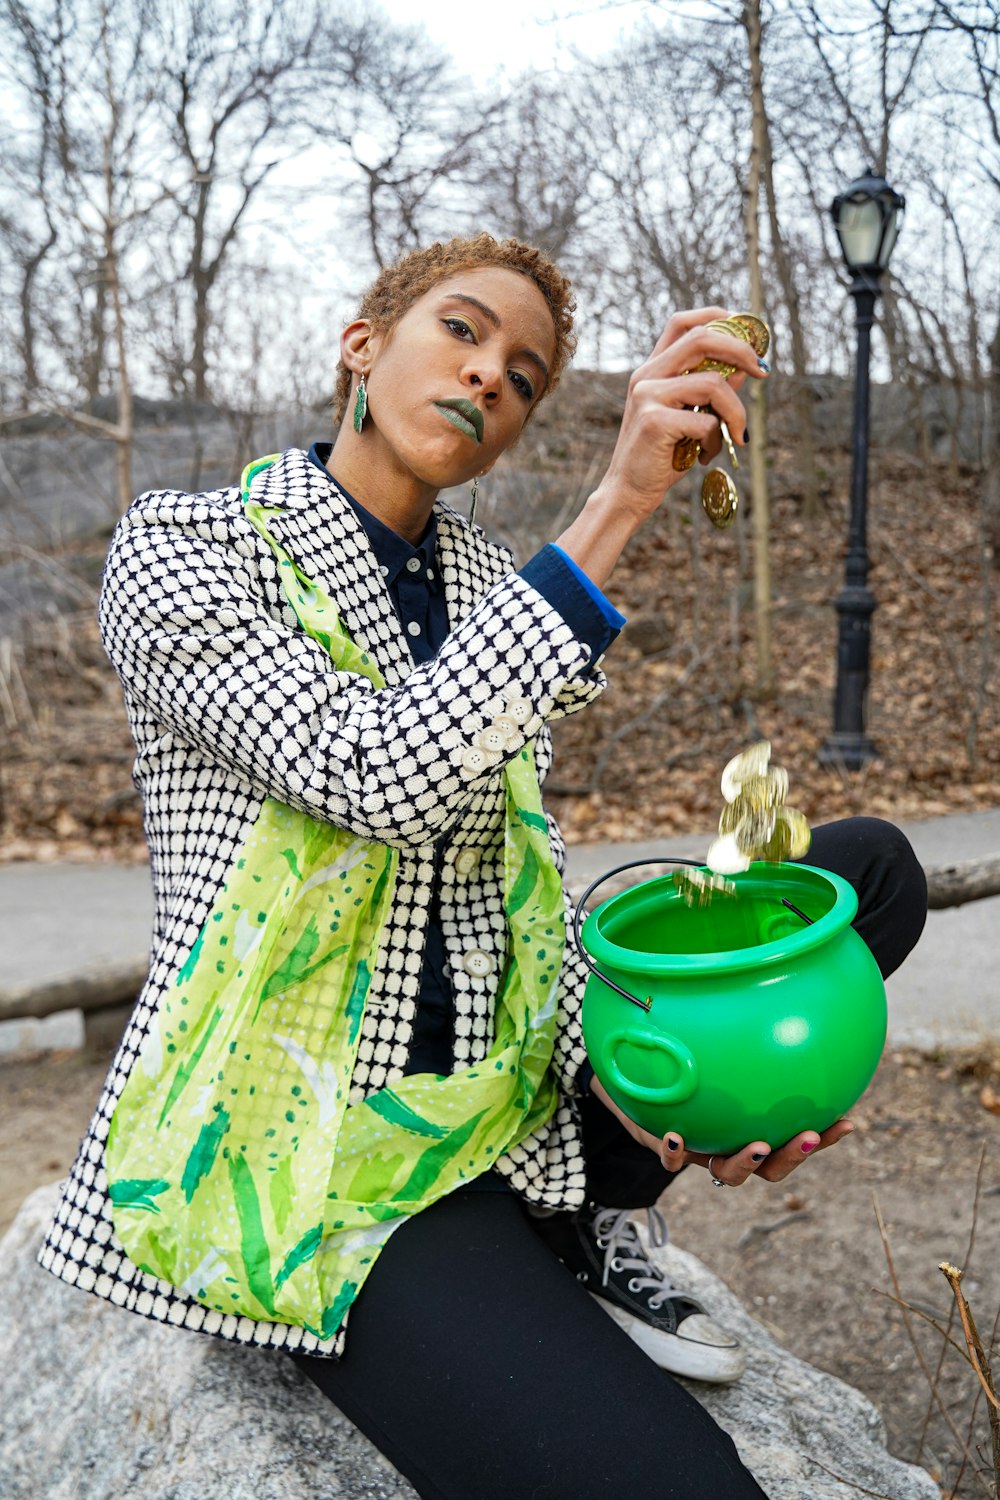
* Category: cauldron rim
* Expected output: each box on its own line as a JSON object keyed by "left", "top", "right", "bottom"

{"left": 580, "top": 861, "right": 859, "bottom": 980}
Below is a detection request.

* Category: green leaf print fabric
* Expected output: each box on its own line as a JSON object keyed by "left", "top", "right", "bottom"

{"left": 105, "top": 456, "right": 566, "bottom": 1340}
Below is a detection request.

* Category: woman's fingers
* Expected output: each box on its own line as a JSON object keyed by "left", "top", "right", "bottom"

{"left": 642, "top": 323, "right": 767, "bottom": 386}
{"left": 700, "top": 1141, "right": 774, "bottom": 1186}
{"left": 753, "top": 1119, "right": 855, "bottom": 1182}
{"left": 660, "top": 1119, "right": 855, "bottom": 1185}
{"left": 649, "top": 306, "right": 732, "bottom": 358}
{"left": 632, "top": 370, "right": 751, "bottom": 432}
{"left": 657, "top": 1133, "right": 771, "bottom": 1183}
{"left": 659, "top": 1132, "right": 688, "bottom": 1172}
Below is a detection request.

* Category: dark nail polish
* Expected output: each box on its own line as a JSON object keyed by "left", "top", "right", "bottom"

{"left": 751, "top": 1151, "right": 769, "bottom": 1161}
{"left": 801, "top": 1141, "right": 816, "bottom": 1152}
{"left": 743, "top": 428, "right": 750, "bottom": 444}
{"left": 758, "top": 358, "right": 771, "bottom": 372}
{"left": 667, "top": 1137, "right": 680, "bottom": 1151}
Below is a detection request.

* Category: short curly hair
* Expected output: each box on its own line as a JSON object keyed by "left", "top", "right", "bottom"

{"left": 333, "top": 233, "right": 576, "bottom": 423}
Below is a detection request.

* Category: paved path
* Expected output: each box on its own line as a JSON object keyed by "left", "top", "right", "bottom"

{"left": 1, "top": 808, "right": 998, "bottom": 1056}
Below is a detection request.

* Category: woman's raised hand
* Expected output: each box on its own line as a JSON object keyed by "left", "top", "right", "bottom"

{"left": 603, "top": 308, "right": 766, "bottom": 518}
{"left": 555, "top": 307, "right": 769, "bottom": 590}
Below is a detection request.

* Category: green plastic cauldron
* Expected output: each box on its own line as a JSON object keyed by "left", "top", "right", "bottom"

{"left": 577, "top": 860, "right": 886, "bottom": 1156}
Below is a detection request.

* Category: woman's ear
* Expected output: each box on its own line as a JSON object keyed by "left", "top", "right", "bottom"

{"left": 340, "top": 319, "right": 380, "bottom": 373}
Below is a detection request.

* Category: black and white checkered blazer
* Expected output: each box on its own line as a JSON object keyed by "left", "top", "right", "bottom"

{"left": 38, "top": 447, "right": 607, "bottom": 1356}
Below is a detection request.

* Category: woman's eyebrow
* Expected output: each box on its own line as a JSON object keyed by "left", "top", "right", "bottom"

{"left": 443, "top": 292, "right": 551, "bottom": 387}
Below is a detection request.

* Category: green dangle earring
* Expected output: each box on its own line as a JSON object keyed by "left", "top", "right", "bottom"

{"left": 352, "top": 370, "right": 368, "bottom": 433}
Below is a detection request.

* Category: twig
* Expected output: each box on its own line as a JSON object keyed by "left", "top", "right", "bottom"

{"left": 939, "top": 1261, "right": 1000, "bottom": 1496}
{"left": 939, "top": 1264, "right": 1000, "bottom": 1419}
{"left": 736, "top": 1209, "right": 812, "bottom": 1248}
{"left": 806, "top": 1457, "right": 896, "bottom": 1498}
{"left": 871, "top": 1288, "right": 972, "bottom": 1365}
{"left": 918, "top": 1144, "right": 988, "bottom": 1467}
{"left": 873, "top": 1193, "right": 991, "bottom": 1493}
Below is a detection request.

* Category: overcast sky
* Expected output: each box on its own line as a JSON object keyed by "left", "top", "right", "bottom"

{"left": 377, "top": 0, "right": 654, "bottom": 78}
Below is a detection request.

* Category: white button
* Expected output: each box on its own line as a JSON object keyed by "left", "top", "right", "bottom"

{"left": 461, "top": 745, "right": 499, "bottom": 774}
{"left": 454, "top": 848, "right": 480, "bottom": 876}
{"left": 381, "top": 565, "right": 390, "bottom": 577}
{"left": 476, "top": 726, "right": 507, "bottom": 753}
{"left": 406, "top": 557, "right": 421, "bottom": 573}
{"left": 492, "top": 713, "right": 519, "bottom": 739}
{"left": 406, "top": 620, "right": 421, "bottom": 637}
{"left": 504, "top": 697, "right": 532, "bottom": 724}
{"left": 462, "top": 948, "right": 495, "bottom": 978}
{"left": 426, "top": 568, "right": 435, "bottom": 580}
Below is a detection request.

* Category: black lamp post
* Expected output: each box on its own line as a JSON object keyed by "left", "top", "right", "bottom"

{"left": 818, "top": 168, "right": 905, "bottom": 771}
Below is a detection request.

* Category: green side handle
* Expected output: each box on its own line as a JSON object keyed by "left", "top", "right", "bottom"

{"left": 602, "top": 1025, "right": 700, "bottom": 1105}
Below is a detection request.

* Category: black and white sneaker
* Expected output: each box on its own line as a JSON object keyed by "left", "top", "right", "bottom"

{"left": 533, "top": 1201, "right": 746, "bottom": 1384}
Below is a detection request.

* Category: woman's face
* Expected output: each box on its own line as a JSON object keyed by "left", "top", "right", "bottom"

{"left": 356, "top": 266, "right": 558, "bottom": 491}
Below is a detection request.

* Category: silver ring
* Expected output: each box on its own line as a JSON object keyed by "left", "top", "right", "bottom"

{"left": 708, "top": 1155, "right": 728, "bottom": 1187}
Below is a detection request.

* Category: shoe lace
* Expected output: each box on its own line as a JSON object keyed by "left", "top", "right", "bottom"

{"left": 592, "top": 1205, "right": 679, "bottom": 1310}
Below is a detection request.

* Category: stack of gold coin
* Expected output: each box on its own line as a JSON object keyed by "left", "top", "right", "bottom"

{"left": 673, "top": 313, "right": 770, "bottom": 470}
{"left": 706, "top": 741, "right": 811, "bottom": 874}
{"left": 670, "top": 867, "right": 736, "bottom": 907}
{"left": 670, "top": 741, "right": 810, "bottom": 907}
{"left": 672, "top": 312, "right": 771, "bottom": 532}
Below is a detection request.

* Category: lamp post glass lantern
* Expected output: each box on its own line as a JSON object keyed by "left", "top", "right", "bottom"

{"left": 818, "top": 168, "right": 905, "bottom": 771}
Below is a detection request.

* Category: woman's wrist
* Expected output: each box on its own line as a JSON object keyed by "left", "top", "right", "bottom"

{"left": 553, "top": 484, "right": 648, "bottom": 592}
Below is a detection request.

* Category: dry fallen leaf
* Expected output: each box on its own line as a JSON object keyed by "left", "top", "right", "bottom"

{"left": 979, "top": 1084, "right": 1000, "bottom": 1116}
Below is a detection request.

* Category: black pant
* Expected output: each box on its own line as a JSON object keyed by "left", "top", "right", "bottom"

{"left": 292, "top": 818, "right": 926, "bottom": 1499}
{"left": 292, "top": 1189, "right": 768, "bottom": 1499}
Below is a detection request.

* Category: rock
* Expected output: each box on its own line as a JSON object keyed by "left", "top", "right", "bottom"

{"left": 0, "top": 1187, "right": 412, "bottom": 1500}
{"left": 1, "top": 1186, "right": 941, "bottom": 1500}
{"left": 639, "top": 1223, "right": 942, "bottom": 1500}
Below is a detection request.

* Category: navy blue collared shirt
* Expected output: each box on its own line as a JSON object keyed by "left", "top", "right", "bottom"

{"left": 305, "top": 443, "right": 622, "bottom": 1090}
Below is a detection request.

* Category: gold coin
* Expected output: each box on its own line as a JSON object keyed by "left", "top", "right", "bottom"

{"left": 671, "top": 868, "right": 736, "bottom": 906}
{"left": 728, "top": 314, "right": 771, "bottom": 358}
{"left": 706, "top": 832, "right": 751, "bottom": 876}
{"left": 734, "top": 806, "right": 778, "bottom": 857}
{"left": 704, "top": 317, "right": 748, "bottom": 343}
{"left": 701, "top": 469, "right": 738, "bottom": 528}
{"left": 697, "top": 357, "right": 738, "bottom": 377}
{"left": 673, "top": 435, "right": 701, "bottom": 472}
{"left": 718, "top": 798, "right": 742, "bottom": 835}
{"left": 721, "top": 742, "right": 772, "bottom": 802}
{"left": 778, "top": 806, "right": 811, "bottom": 860}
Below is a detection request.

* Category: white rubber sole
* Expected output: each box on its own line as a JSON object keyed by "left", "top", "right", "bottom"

{"left": 591, "top": 1295, "right": 747, "bottom": 1384}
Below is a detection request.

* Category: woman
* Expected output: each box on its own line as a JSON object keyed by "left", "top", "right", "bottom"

{"left": 40, "top": 234, "right": 926, "bottom": 1498}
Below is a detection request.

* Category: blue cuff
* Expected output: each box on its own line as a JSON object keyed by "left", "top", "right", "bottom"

{"left": 520, "top": 545, "right": 625, "bottom": 669}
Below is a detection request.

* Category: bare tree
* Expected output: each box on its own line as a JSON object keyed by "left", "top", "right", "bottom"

{"left": 152, "top": 0, "right": 360, "bottom": 401}
{"left": 470, "top": 73, "right": 600, "bottom": 261}
{"left": 0, "top": 0, "right": 163, "bottom": 508}
{"left": 580, "top": 24, "right": 750, "bottom": 358}
{"left": 744, "top": 0, "right": 775, "bottom": 697}
{"left": 315, "top": 19, "right": 499, "bottom": 272}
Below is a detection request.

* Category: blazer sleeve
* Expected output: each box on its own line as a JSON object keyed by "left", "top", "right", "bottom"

{"left": 99, "top": 493, "right": 608, "bottom": 849}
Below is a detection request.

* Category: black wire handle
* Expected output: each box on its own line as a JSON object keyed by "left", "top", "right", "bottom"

{"left": 572, "top": 857, "right": 816, "bottom": 1017}
{"left": 572, "top": 858, "right": 703, "bottom": 1015}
